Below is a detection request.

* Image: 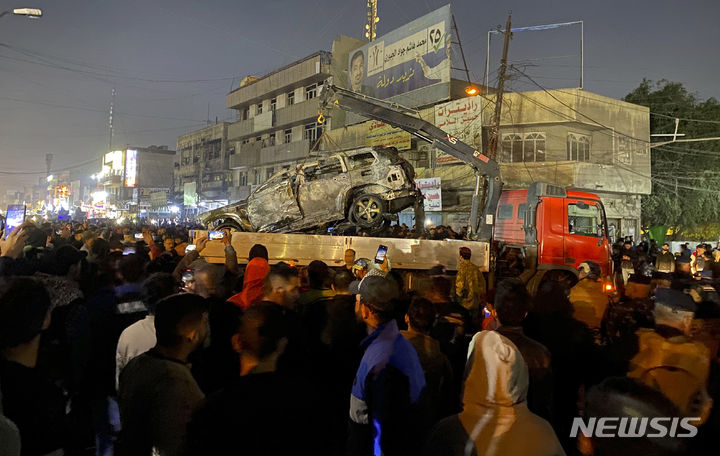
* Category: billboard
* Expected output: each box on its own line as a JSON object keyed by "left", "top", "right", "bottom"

{"left": 434, "top": 96, "right": 483, "bottom": 164}
{"left": 184, "top": 182, "right": 198, "bottom": 206}
{"left": 124, "top": 149, "right": 138, "bottom": 187}
{"left": 348, "top": 4, "right": 451, "bottom": 106}
{"left": 416, "top": 177, "right": 442, "bottom": 211}
{"left": 365, "top": 120, "right": 411, "bottom": 150}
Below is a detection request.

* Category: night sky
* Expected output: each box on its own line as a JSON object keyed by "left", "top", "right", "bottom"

{"left": 1, "top": 0, "right": 718, "bottom": 191}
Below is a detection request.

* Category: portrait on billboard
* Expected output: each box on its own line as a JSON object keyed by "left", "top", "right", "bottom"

{"left": 347, "top": 4, "right": 452, "bottom": 106}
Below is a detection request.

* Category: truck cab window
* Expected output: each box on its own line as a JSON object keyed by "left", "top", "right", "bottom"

{"left": 568, "top": 202, "right": 601, "bottom": 236}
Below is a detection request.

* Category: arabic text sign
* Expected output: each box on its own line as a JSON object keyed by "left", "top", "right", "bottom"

{"left": 416, "top": 177, "right": 442, "bottom": 212}
{"left": 348, "top": 4, "right": 451, "bottom": 105}
{"left": 434, "top": 96, "right": 483, "bottom": 164}
{"left": 365, "top": 120, "right": 411, "bottom": 150}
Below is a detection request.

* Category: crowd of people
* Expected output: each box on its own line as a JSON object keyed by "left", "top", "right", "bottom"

{"left": 0, "top": 220, "right": 718, "bottom": 455}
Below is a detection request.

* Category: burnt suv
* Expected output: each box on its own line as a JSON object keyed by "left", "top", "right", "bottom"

{"left": 200, "top": 146, "right": 420, "bottom": 232}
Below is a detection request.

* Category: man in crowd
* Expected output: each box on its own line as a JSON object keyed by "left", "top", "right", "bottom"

{"left": 401, "top": 297, "right": 455, "bottom": 420}
{"left": 577, "top": 377, "right": 686, "bottom": 456}
{"left": 656, "top": 242, "right": 675, "bottom": 273}
{"left": 455, "top": 246, "right": 485, "bottom": 319}
{"left": 116, "top": 272, "right": 177, "bottom": 387}
{"left": 424, "top": 330, "right": 564, "bottom": 455}
{"left": 0, "top": 277, "right": 67, "bottom": 456}
{"left": 188, "top": 304, "right": 315, "bottom": 455}
{"left": 117, "top": 293, "right": 208, "bottom": 456}
{"left": 348, "top": 276, "right": 426, "bottom": 456}
{"left": 568, "top": 261, "right": 609, "bottom": 338}
{"left": 627, "top": 288, "right": 713, "bottom": 423}
{"left": 493, "top": 278, "right": 554, "bottom": 421}
{"left": 340, "top": 248, "right": 356, "bottom": 272}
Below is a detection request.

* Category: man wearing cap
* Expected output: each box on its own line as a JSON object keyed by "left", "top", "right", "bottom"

{"left": 455, "top": 247, "right": 485, "bottom": 317}
{"left": 568, "top": 261, "right": 608, "bottom": 335}
{"left": 655, "top": 243, "right": 675, "bottom": 273}
{"left": 627, "top": 288, "right": 712, "bottom": 423}
{"left": 348, "top": 276, "right": 426, "bottom": 456}
{"left": 348, "top": 258, "right": 370, "bottom": 294}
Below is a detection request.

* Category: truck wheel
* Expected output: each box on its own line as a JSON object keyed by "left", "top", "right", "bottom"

{"left": 350, "top": 194, "right": 384, "bottom": 229}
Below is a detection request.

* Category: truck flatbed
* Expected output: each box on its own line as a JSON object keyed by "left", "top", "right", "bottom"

{"left": 192, "top": 231, "right": 489, "bottom": 272}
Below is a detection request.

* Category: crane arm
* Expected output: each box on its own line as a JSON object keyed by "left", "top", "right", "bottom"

{"left": 321, "top": 81, "right": 502, "bottom": 241}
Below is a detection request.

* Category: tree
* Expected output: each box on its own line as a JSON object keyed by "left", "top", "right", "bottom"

{"left": 624, "top": 79, "right": 720, "bottom": 240}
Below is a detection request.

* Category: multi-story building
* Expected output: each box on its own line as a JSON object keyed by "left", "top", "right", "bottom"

{"left": 224, "top": 36, "right": 364, "bottom": 196}
{"left": 174, "top": 122, "right": 233, "bottom": 215}
{"left": 96, "top": 145, "right": 175, "bottom": 217}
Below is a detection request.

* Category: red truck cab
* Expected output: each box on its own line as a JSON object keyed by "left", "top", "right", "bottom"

{"left": 494, "top": 182, "right": 613, "bottom": 291}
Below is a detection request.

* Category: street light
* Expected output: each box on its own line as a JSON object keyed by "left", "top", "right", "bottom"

{"left": 0, "top": 8, "right": 43, "bottom": 19}
{"left": 465, "top": 86, "right": 479, "bottom": 96}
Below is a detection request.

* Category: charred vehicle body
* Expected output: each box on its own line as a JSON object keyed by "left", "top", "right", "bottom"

{"left": 200, "top": 147, "right": 421, "bottom": 232}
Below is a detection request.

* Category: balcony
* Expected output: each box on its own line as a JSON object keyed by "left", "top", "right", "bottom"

{"left": 229, "top": 142, "right": 262, "bottom": 169}
{"left": 258, "top": 139, "right": 310, "bottom": 166}
{"left": 274, "top": 99, "right": 322, "bottom": 126}
{"left": 226, "top": 52, "right": 331, "bottom": 109}
{"left": 228, "top": 119, "right": 254, "bottom": 140}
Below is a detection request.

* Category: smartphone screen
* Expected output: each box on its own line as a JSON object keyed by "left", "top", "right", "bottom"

{"left": 122, "top": 247, "right": 135, "bottom": 256}
{"left": 3, "top": 204, "right": 26, "bottom": 239}
{"left": 134, "top": 232, "right": 144, "bottom": 240}
{"left": 374, "top": 245, "right": 388, "bottom": 264}
{"left": 208, "top": 230, "right": 224, "bottom": 240}
{"left": 185, "top": 244, "right": 197, "bottom": 253}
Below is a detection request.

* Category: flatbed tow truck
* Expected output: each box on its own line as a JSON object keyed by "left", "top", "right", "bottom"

{"left": 196, "top": 82, "right": 613, "bottom": 290}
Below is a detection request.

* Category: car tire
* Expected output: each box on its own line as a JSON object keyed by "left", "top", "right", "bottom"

{"left": 350, "top": 194, "right": 385, "bottom": 229}
{"left": 216, "top": 220, "right": 243, "bottom": 232}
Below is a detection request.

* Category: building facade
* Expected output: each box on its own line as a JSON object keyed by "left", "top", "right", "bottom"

{"left": 174, "top": 122, "right": 233, "bottom": 215}
{"left": 223, "top": 36, "right": 364, "bottom": 197}
{"left": 96, "top": 145, "right": 175, "bottom": 217}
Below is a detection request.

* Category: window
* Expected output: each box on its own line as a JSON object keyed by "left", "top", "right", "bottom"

{"left": 568, "top": 202, "right": 601, "bottom": 237}
{"left": 501, "top": 133, "right": 545, "bottom": 162}
{"left": 567, "top": 133, "right": 590, "bottom": 162}
{"left": 242, "top": 107, "right": 249, "bottom": 121}
{"left": 255, "top": 136, "right": 262, "bottom": 143}
{"left": 242, "top": 138, "right": 250, "bottom": 145}
{"left": 346, "top": 152, "right": 375, "bottom": 169}
{"left": 265, "top": 167, "right": 275, "bottom": 180}
{"left": 268, "top": 133, "right": 276, "bottom": 146}
{"left": 501, "top": 134, "right": 523, "bottom": 163}
{"left": 257, "top": 103, "right": 263, "bottom": 114}
{"left": 270, "top": 98, "right": 277, "bottom": 111}
{"left": 304, "top": 122, "right": 320, "bottom": 142}
{"left": 517, "top": 203, "right": 527, "bottom": 219}
{"left": 524, "top": 133, "right": 546, "bottom": 162}
{"left": 497, "top": 204, "right": 514, "bottom": 220}
{"left": 239, "top": 172, "right": 247, "bottom": 186}
{"left": 284, "top": 129, "right": 292, "bottom": 144}
{"left": 305, "top": 83, "right": 317, "bottom": 100}
{"left": 287, "top": 91, "right": 295, "bottom": 106}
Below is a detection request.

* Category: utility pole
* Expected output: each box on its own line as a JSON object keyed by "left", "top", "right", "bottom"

{"left": 365, "top": 0, "right": 379, "bottom": 42}
{"left": 487, "top": 12, "right": 512, "bottom": 161}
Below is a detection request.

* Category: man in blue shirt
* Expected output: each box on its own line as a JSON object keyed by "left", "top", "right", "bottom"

{"left": 348, "top": 276, "right": 426, "bottom": 456}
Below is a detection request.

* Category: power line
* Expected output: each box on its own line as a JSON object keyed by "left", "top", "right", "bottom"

{"left": 0, "top": 157, "right": 100, "bottom": 175}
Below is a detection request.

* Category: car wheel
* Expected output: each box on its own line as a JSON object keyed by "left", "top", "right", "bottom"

{"left": 216, "top": 220, "right": 243, "bottom": 232}
{"left": 350, "top": 194, "right": 385, "bottom": 228}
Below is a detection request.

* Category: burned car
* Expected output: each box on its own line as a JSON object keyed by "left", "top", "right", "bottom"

{"left": 200, "top": 146, "right": 421, "bottom": 232}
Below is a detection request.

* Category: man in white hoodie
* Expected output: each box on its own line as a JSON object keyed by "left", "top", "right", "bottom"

{"left": 424, "top": 330, "right": 565, "bottom": 456}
